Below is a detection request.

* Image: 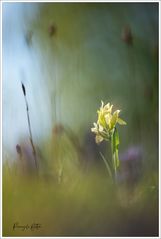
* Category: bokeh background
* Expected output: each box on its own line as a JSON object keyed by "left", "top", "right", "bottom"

{"left": 3, "top": 2, "right": 158, "bottom": 236}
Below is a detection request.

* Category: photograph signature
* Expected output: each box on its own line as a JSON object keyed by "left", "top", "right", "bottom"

{"left": 13, "top": 222, "right": 42, "bottom": 231}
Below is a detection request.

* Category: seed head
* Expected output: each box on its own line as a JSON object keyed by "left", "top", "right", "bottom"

{"left": 121, "top": 25, "right": 133, "bottom": 46}
{"left": 21, "top": 82, "right": 26, "bottom": 96}
{"left": 16, "top": 144, "right": 22, "bottom": 157}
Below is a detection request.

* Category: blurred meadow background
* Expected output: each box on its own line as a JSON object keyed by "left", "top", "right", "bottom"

{"left": 2, "top": 2, "right": 158, "bottom": 236}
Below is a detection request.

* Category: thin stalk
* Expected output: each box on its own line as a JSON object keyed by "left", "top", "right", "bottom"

{"left": 99, "top": 152, "right": 112, "bottom": 178}
{"left": 21, "top": 82, "right": 38, "bottom": 171}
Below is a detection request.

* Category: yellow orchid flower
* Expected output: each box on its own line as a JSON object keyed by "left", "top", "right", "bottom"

{"left": 91, "top": 100, "right": 127, "bottom": 178}
{"left": 91, "top": 101, "right": 126, "bottom": 144}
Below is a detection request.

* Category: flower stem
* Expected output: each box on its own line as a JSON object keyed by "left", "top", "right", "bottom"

{"left": 99, "top": 152, "right": 112, "bottom": 178}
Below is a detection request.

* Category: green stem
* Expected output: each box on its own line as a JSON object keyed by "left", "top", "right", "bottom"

{"left": 99, "top": 152, "right": 112, "bottom": 178}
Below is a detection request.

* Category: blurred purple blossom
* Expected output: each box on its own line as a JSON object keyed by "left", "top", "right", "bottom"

{"left": 118, "top": 145, "right": 144, "bottom": 185}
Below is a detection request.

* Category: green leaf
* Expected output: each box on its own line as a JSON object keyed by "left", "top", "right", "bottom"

{"left": 114, "top": 127, "right": 119, "bottom": 147}
{"left": 117, "top": 117, "right": 127, "bottom": 125}
{"left": 111, "top": 127, "right": 120, "bottom": 172}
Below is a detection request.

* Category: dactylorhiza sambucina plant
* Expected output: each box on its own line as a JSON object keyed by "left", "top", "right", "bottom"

{"left": 91, "top": 101, "right": 126, "bottom": 179}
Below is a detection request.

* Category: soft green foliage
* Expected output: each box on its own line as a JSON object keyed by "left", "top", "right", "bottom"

{"left": 3, "top": 159, "right": 158, "bottom": 236}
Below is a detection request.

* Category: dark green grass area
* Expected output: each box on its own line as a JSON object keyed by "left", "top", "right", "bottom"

{"left": 3, "top": 148, "right": 158, "bottom": 236}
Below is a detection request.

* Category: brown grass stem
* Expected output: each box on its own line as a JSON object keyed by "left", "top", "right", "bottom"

{"left": 21, "top": 82, "right": 38, "bottom": 171}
